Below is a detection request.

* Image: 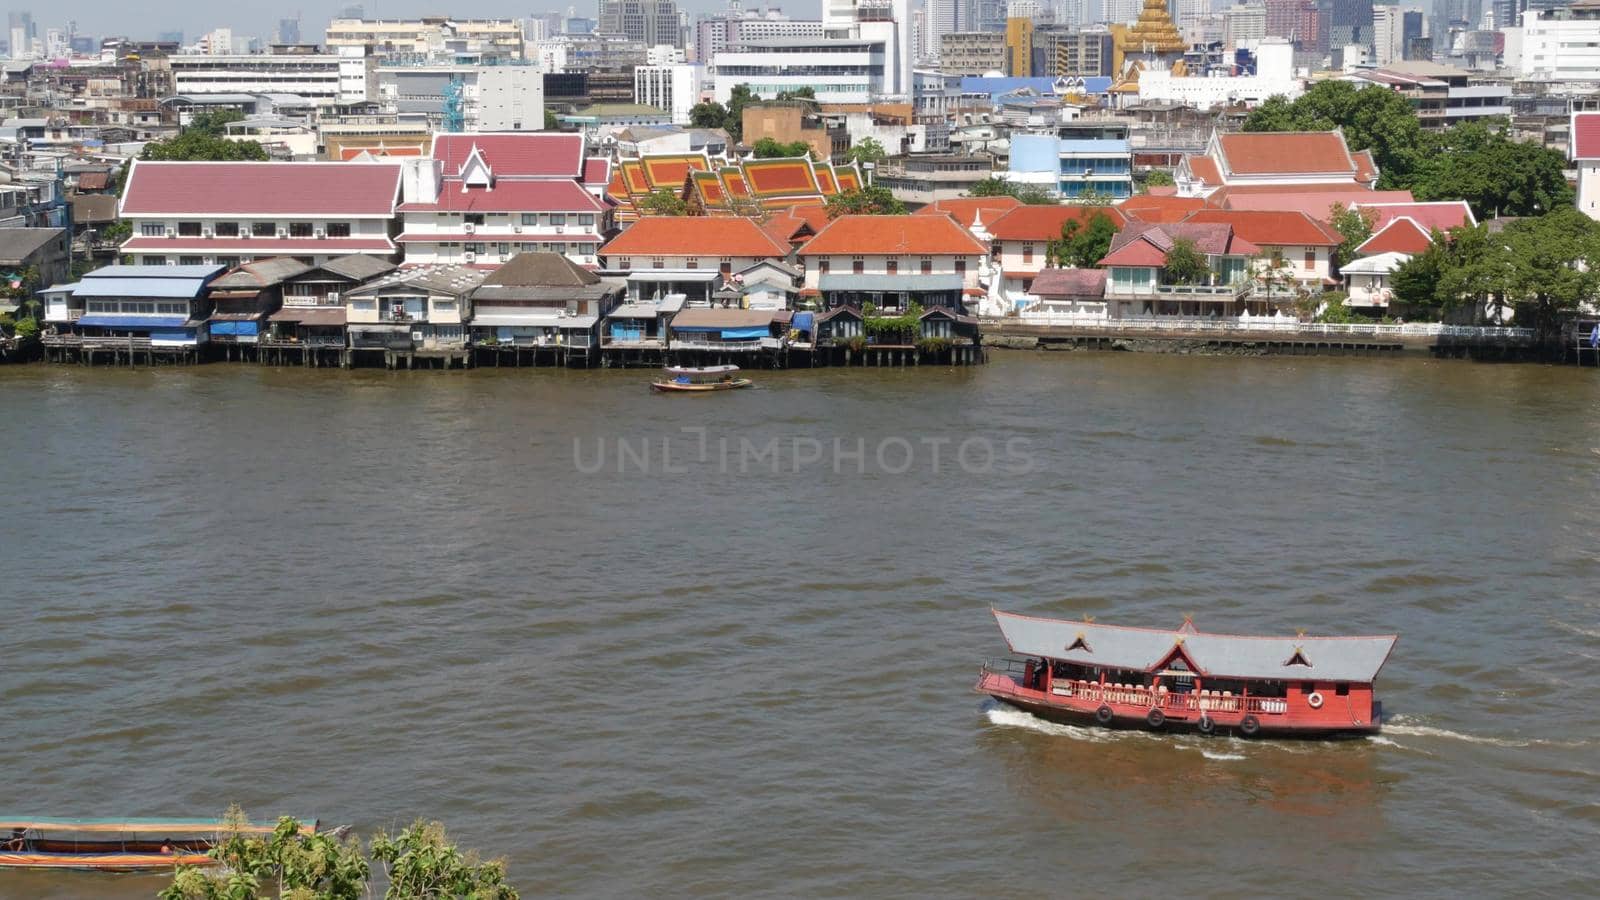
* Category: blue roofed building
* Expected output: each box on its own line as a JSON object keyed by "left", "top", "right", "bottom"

{"left": 1006, "top": 133, "right": 1133, "bottom": 199}
{"left": 42, "top": 264, "right": 224, "bottom": 363}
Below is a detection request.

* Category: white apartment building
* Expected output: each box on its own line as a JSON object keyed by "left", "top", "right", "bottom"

{"left": 169, "top": 53, "right": 367, "bottom": 104}
{"left": 823, "top": 0, "right": 913, "bottom": 98}
{"left": 1137, "top": 37, "right": 1302, "bottom": 110}
{"left": 1223, "top": 3, "right": 1267, "bottom": 51}
{"left": 712, "top": 38, "right": 887, "bottom": 103}
{"left": 324, "top": 17, "right": 526, "bottom": 61}
{"left": 1374, "top": 5, "right": 1403, "bottom": 66}
{"left": 635, "top": 63, "right": 704, "bottom": 125}
{"left": 376, "top": 64, "right": 543, "bottom": 130}
{"left": 1508, "top": 9, "right": 1600, "bottom": 82}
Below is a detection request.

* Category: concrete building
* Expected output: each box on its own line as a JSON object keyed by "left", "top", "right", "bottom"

{"left": 325, "top": 17, "right": 526, "bottom": 62}
{"left": 712, "top": 37, "right": 886, "bottom": 102}
{"left": 168, "top": 51, "right": 366, "bottom": 104}
{"left": 1005, "top": 17, "right": 1034, "bottom": 76}
{"left": 1137, "top": 37, "right": 1302, "bottom": 110}
{"left": 1007, "top": 133, "right": 1134, "bottom": 198}
{"left": 941, "top": 31, "right": 1007, "bottom": 75}
{"left": 1509, "top": 3, "right": 1600, "bottom": 82}
{"left": 599, "top": 0, "right": 684, "bottom": 48}
{"left": 1264, "top": 0, "right": 1320, "bottom": 47}
{"left": 376, "top": 64, "right": 544, "bottom": 131}
{"left": 1053, "top": 28, "right": 1114, "bottom": 76}
{"left": 1223, "top": 3, "right": 1269, "bottom": 50}
{"left": 694, "top": 11, "right": 823, "bottom": 66}
{"left": 1349, "top": 62, "right": 1512, "bottom": 129}
{"left": 1374, "top": 3, "right": 1404, "bottom": 64}
{"left": 634, "top": 63, "right": 704, "bottom": 125}
{"left": 819, "top": 0, "right": 913, "bottom": 99}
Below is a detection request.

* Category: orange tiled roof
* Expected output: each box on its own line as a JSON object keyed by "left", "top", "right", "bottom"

{"left": 600, "top": 216, "right": 790, "bottom": 258}
{"left": 1352, "top": 149, "right": 1378, "bottom": 185}
{"left": 800, "top": 215, "right": 989, "bottom": 256}
{"left": 1182, "top": 209, "right": 1341, "bottom": 247}
{"left": 835, "top": 168, "right": 862, "bottom": 192}
{"left": 914, "top": 196, "right": 1024, "bottom": 224}
{"left": 815, "top": 164, "right": 839, "bottom": 196}
{"left": 744, "top": 158, "right": 820, "bottom": 197}
{"left": 640, "top": 154, "right": 710, "bottom": 192}
{"left": 988, "top": 204, "right": 1128, "bottom": 240}
{"left": 721, "top": 168, "right": 751, "bottom": 199}
{"left": 691, "top": 170, "right": 727, "bottom": 208}
{"left": 1216, "top": 132, "right": 1358, "bottom": 177}
{"left": 1117, "top": 195, "right": 1205, "bottom": 224}
{"left": 1182, "top": 154, "right": 1222, "bottom": 186}
{"left": 1354, "top": 217, "right": 1434, "bottom": 255}
{"left": 620, "top": 159, "right": 651, "bottom": 195}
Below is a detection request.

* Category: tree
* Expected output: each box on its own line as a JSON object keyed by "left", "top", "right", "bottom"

{"left": 1409, "top": 120, "right": 1574, "bottom": 218}
{"left": 1329, "top": 202, "right": 1377, "bottom": 267}
{"left": 776, "top": 86, "right": 815, "bottom": 100}
{"left": 1497, "top": 208, "right": 1600, "bottom": 341}
{"left": 1162, "top": 237, "right": 1210, "bottom": 285}
{"left": 638, "top": 189, "right": 689, "bottom": 216}
{"left": 1389, "top": 238, "right": 1449, "bottom": 316}
{"left": 689, "top": 100, "right": 728, "bottom": 131}
{"left": 967, "top": 177, "right": 1017, "bottom": 198}
{"left": 1012, "top": 184, "right": 1057, "bottom": 205}
{"left": 1242, "top": 81, "right": 1427, "bottom": 189}
{"left": 1047, "top": 212, "right": 1118, "bottom": 268}
{"left": 824, "top": 185, "right": 906, "bottom": 217}
{"left": 143, "top": 109, "right": 267, "bottom": 161}
{"left": 751, "top": 137, "right": 812, "bottom": 159}
{"left": 724, "top": 84, "right": 756, "bottom": 143}
{"left": 543, "top": 109, "right": 559, "bottom": 131}
{"left": 1143, "top": 170, "right": 1175, "bottom": 188}
{"left": 964, "top": 176, "right": 1057, "bottom": 204}
{"left": 162, "top": 808, "right": 518, "bottom": 900}
{"left": 846, "top": 136, "right": 887, "bottom": 167}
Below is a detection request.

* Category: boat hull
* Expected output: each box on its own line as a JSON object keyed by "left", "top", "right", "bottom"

{"left": 977, "top": 673, "right": 1380, "bottom": 739}
{"left": 0, "top": 851, "right": 215, "bottom": 872}
{"left": 650, "top": 378, "right": 753, "bottom": 393}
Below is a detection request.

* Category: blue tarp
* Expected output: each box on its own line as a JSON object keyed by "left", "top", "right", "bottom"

{"left": 211, "top": 321, "right": 259, "bottom": 336}
{"left": 721, "top": 327, "right": 768, "bottom": 340}
{"left": 150, "top": 329, "right": 196, "bottom": 342}
{"left": 790, "top": 312, "right": 814, "bottom": 332}
{"left": 76, "top": 315, "right": 189, "bottom": 329}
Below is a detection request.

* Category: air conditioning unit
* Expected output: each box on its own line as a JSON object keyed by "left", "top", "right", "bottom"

{"left": 327, "top": 291, "right": 340, "bottom": 304}
{"left": 512, "top": 223, "right": 523, "bottom": 233}
{"left": 165, "top": 259, "right": 177, "bottom": 266}
{"left": 500, "top": 253, "right": 511, "bottom": 262}
{"left": 278, "top": 229, "right": 290, "bottom": 239}
{"left": 314, "top": 229, "right": 326, "bottom": 239}
{"left": 165, "top": 228, "right": 176, "bottom": 239}
{"left": 202, "top": 228, "right": 214, "bottom": 238}
{"left": 463, "top": 222, "right": 476, "bottom": 234}
{"left": 464, "top": 250, "right": 477, "bottom": 263}
{"left": 555, "top": 225, "right": 566, "bottom": 234}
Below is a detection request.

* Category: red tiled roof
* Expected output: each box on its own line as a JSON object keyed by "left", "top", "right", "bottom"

{"left": 1217, "top": 132, "right": 1357, "bottom": 177}
{"left": 1354, "top": 217, "right": 1434, "bottom": 255}
{"left": 430, "top": 133, "right": 586, "bottom": 178}
{"left": 1182, "top": 155, "right": 1222, "bottom": 186}
{"left": 599, "top": 217, "right": 789, "bottom": 258}
{"left": 1211, "top": 187, "right": 1415, "bottom": 220}
{"left": 1574, "top": 112, "right": 1600, "bottom": 160}
{"left": 913, "top": 196, "right": 1023, "bottom": 222}
{"left": 815, "top": 165, "right": 839, "bottom": 196}
{"left": 1117, "top": 195, "right": 1205, "bottom": 224}
{"left": 1030, "top": 267, "right": 1106, "bottom": 298}
{"left": 988, "top": 204, "right": 1127, "bottom": 240}
{"left": 399, "top": 179, "right": 603, "bottom": 213}
{"left": 122, "top": 236, "right": 396, "bottom": 252}
{"left": 121, "top": 161, "right": 402, "bottom": 216}
{"left": 641, "top": 154, "right": 709, "bottom": 191}
{"left": 1098, "top": 239, "right": 1169, "bottom": 267}
{"left": 800, "top": 215, "right": 989, "bottom": 256}
{"left": 692, "top": 170, "right": 727, "bottom": 207}
{"left": 1102, "top": 221, "right": 1258, "bottom": 264}
{"left": 744, "top": 158, "right": 820, "bottom": 196}
{"left": 836, "top": 169, "right": 863, "bottom": 192}
{"left": 1351, "top": 149, "right": 1378, "bottom": 184}
{"left": 1353, "top": 200, "right": 1475, "bottom": 232}
{"left": 722, "top": 168, "right": 751, "bottom": 198}
{"left": 1182, "top": 209, "right": 1340, "bottom": 246}
{"left": 584, "top": 157, "right": 610, "bottom": 184}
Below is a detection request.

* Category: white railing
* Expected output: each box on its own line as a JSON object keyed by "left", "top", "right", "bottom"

{"left": 999, "top": 314, "right": 1535, "bottom": 341}
{"left": 670, "top": 339, "right": 766, "bottom": 351}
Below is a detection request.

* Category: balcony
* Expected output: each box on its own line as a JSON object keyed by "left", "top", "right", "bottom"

{"left": 1103, "top": 282, "right": 1248, "bottom": 302}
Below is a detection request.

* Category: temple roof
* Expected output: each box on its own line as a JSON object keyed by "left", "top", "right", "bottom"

{"left": 1124, "top": 0, "right": 1186, "bottom": 55}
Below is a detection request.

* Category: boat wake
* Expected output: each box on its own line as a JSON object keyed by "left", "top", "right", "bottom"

{"left": 983, "top": 703, "right": 1248, "bottom": 760}
{"left": 1382, "top": 718, "right": 1588, "bottom": 749}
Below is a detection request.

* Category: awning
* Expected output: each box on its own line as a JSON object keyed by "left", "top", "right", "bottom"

{"left": 76, "top": 315, "right": 189, "bottom": 328}
{"left": 269, "top": 307, "right": 346, "bottom": 326}
{"left": 819, "top": 274, "right": 964, "bottom": 292}
{"left": 208, "top": 311, "right": 263, "bottom": 321}
{"left": 209, "top": 320, "right": 260, "bottom": 336}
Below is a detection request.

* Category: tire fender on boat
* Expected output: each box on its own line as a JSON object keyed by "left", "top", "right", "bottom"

{"left": 1239, "top": 714, "right": 1261, "bottom": 737}
{"left": 1094, "top": 704, "right": 1114, "bottom": 725}
{"left": 1145, "top": 708, "right": 1165, "bottom": 729}
{"left": 1196, "top": 715, "right": 1215, "bottom": 735}
{"left": 1307, "top": 691, "right": 1325, "bottom": 709}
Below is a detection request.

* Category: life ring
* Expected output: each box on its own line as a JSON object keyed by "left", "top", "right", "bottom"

{"left": 1307, "top": 692, "right": 1325, "bottom": 709}
{"left": 1146, "top": 708, "right": 1165, "bottom": 729}
{"left": 1196, "top": 715, "right": 1215, "bottom": 735}
{"left": 1094, "top": 704, "right": 1114, "bottom": 726}
{"left": 1239, "top": 715, "right": 1261, "bottom": 737}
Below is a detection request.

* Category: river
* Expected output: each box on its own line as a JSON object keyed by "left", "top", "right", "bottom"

{"left": 1, "top": 353, "right": 1597, "bottom": 897}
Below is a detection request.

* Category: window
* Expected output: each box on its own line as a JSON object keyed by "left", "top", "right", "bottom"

{"left": 217, "top": 256, "right": 240, "bottom": 268}
{"left": 464, "top": 213, "right": 485, "bottom": 226}
{"left": 579, "top": 214, "right": 595, "bottom": 227}
{"left": 289, "top": 222, "right": 314, "bottom": 238}
{"left": 852, "top": 256, "right": 864, "bottom": 275}
{"left": 955, "top": 259, "right": 966, "bottom": 276}
{"left": 215, "top": 222, "right": 240, "bottom": 237}
{"left": 550, "top": 213, "right": 567, "bottom": 226}
{"left": 818, "top": 259, "right": 829, "bottom": 275}
{"left": 617, "top": 257, "right": 631, "bottom": 268}
{"left": 497, "top": 243, "right": 510, "bottom": 255}
{"left": 1022, "top": 244, "right": 1033, "bottom": 264}
{"left": 435, "top": 300, "right": 456, "bottom": 310}
{"left": 720, "top": 259, "right": 732, "bottom": 275}
{"left": 140, "top": 223, "right": 165, "bottom": 237}
{"left": 686, "top": 259, "right": 698, "bottom": 268}
{"left": 887, "top": 259, "right": 898, "bottom": 275}
{"left": 1335, "top": 683, "right": 1350, "bottom": 696}
{"left": 178, "top": 221, "right": 201, "bottom": 237}
{"left": 179, "top": 256, "right": 204, "bottom": 266}
{"left": 521, "top": 213, "right": 538, "bottom": 226}
{"left": 465, "top": 242, "right": 485, "bottom": 254}
{"left": 143, "top": 255, "right": 166, "bottom": 265}
{"left": 327, "top": 222, "right": 351, "bottom": 238}
{"left": 651, "top": 257, "right": 665, "bottom": 269}
{"left": 920, "top": 257, "right": 932, "bottom": 274}
{"left": 1303, "top": 249, "right": 1316, "bottom": 271}
{"left": 1300, "top": 682, "right": 1316, "bottom": 694}
{"left": 157, "top": 302, "right": 188, "bottom": 316}
{"left": 252, "top": 222, "right": 275, "bottom": 237}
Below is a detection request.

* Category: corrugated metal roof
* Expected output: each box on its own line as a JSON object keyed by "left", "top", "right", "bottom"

{"left": 73, "top": 276, "right": 213, "bottom": 299}
{"left": 992, "top": 610, "right": 1397, "bottom": 683}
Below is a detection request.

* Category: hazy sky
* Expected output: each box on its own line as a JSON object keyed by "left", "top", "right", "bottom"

{"left": 39, "top": 0, "right": 758, "bottom": 44}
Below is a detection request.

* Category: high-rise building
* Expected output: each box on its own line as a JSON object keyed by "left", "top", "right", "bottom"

{"left": 278, "top": 17, "right": 301, "bottom": 46}
{"left": 634, "top": 62, "right": 703, "bottom": 123}
{"left": 823, "top": 0, "right": 913, "bottom": 97}
{"left": 1105, "top": 0, "right": 1145, "bottom": 24}
{"left": 1223, "top": 2, "right": 1268, "bottom": 49}
{"left": 927, "top": 0, "right": 964, "bottom": 58}
{"left": 1401, "top": 8, "right": 1423, "bottom": 56}
{"left": 1055, "top": 27, "right": 1115, "bottom": 74}
{"left": 940, "top": 29, "right": 1007, "bottom": 72}
{"left": 1264, "top": 0, "right": 1320, "bottom": 48}
{"left": 1005, "top": 16, "right": 1034, "bottom": 75}
{"left": 1374, "top": 3, "right": 1402, "bottom": 63}
{"left": 600, "top": 0, "right": 684, "bottom": 48}
{"left": 972, "top": 0, "right": 1010, "bottom": 31}
{"left": 1321, "top": 0, "right": 1373, "bottom": 51}
{"left": 8, "top": 10, "right": 35, "bottom": 59}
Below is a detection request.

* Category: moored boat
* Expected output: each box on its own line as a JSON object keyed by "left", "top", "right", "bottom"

{"left": 976, "top": 610, "right": 1397, "bottom": 738}
{"left": 0, "top": 816, "right": 331, "bottom": 872}
{"left": 650, "top": 364, "right": 752, "bottom": 393}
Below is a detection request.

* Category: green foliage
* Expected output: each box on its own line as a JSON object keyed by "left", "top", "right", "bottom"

{"left": 1143, "top": 170, "right": 1175, "bottom": 188}
{"left": 1314, "top": 291, "right": 1359, "bottom": 323}
{"left": 186, "top": 109, "right": 245, "bottom": 136}
{"left": 543, "top": 108, "right": 559, "bottom": 131}
{"left": 846, "top": 136, "right": 887, "bottom": 166}
{"left": 689, "top": 100, "right": 727, "bottom": 131}
{"left": 638, "top": 189, "right": 689, "bottom": 216}
{"left": 1161, "top": 237, "right": 1209, "bottom": 285}
{"left": 843, "top": 334, "right": 867, "bottom": 353}
{"left": 916, "top": 336, "right": 953, "bottom": 353}
{"left": 689, "top": 85, "right": 756, "bottom": 142}
{"left": 143, "top": 127, "right": 267, "bottom": 161}
{"left": 160, "top": 808, "right": 516, "bottom": 900}
{"left": 371, "top": 820, "right": 518, "bottom": 900}
{"left": 966, "top": 177, "right": 1058, "bottom": 204}
{"left": 863, "top": 301, "right": 923, "bottom": 342}
{"left": 1329, "top": 203, "right": 1377, "bottom": 267}
{"left": 751, "top": 137, "right": 812, "bottom": 159}
{"left": 1012, "top": 184, "right": 1057, "bottom": 205}
{"left": 967, "top": 177, "right": 1017, "bottom": 198}
{"left": 1047, "top": 212, "right": 1118, "bottom": 268}
{"left": 824, "top": 185, "right": 906, "bottom": 217}
{"left": 1389, "top": 238, "right": 1446, "bottom": 314}
{"left": 776, "top": 86, "right": 815, "bottom": 100}
{"left": 1242, "top": 81, "right": 1424, "bottom": 189}
{"left": 101, "top": 220, "right": 132, "bottom": 243}
{"left": 1408, "top": 120, "right": 1573, "bottom": 218}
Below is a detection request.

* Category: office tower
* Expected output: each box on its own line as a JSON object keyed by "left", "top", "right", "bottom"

{"left": 599, "top": 0, "right": 684, "bottom": 47}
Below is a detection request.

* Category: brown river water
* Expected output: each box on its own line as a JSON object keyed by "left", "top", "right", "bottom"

{"left": 1, "top": 352, "right": 1597, "bottom": 897}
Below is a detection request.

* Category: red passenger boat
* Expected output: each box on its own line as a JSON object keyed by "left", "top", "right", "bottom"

{"left": 976, "top": 610, "right": 1397, "bottom": 738}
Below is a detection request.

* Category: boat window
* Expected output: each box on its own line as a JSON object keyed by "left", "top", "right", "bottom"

{"left": 1300, "top": 681, "right": 1315, "bottom": 694}
{"left": 1336, "top": 683, "right": 1350, "bottom": 696}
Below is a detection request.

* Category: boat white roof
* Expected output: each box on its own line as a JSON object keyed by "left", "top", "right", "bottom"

{"left": 665, "top": 365, "right": 739, "bottom": 374}
{"left": 993, "top": 610, "right": 1397, "bottom": 683}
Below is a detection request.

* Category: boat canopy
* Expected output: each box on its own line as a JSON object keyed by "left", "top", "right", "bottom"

{"left": 664, "top": 365, "right": 739, "bottom": 375}
{"left": 992, "top": 610, "right": 1397, "bottom": 683}
{"left": 0, "top": 816, "right": 319, "bottom": 836}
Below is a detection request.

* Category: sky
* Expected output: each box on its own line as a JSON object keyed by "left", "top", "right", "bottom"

{"left": 32, "top": 0, "right": 753, "bottom": 44}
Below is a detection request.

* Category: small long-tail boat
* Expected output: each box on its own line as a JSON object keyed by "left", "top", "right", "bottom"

{"left": 650, "top": 365, "right": 752, "bottom": 393}
{"left": 0, "top": 816, "right": 331, "bottom": 872}
{"left": 976, "top": 610, "right": 1397, "bottom": 738}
